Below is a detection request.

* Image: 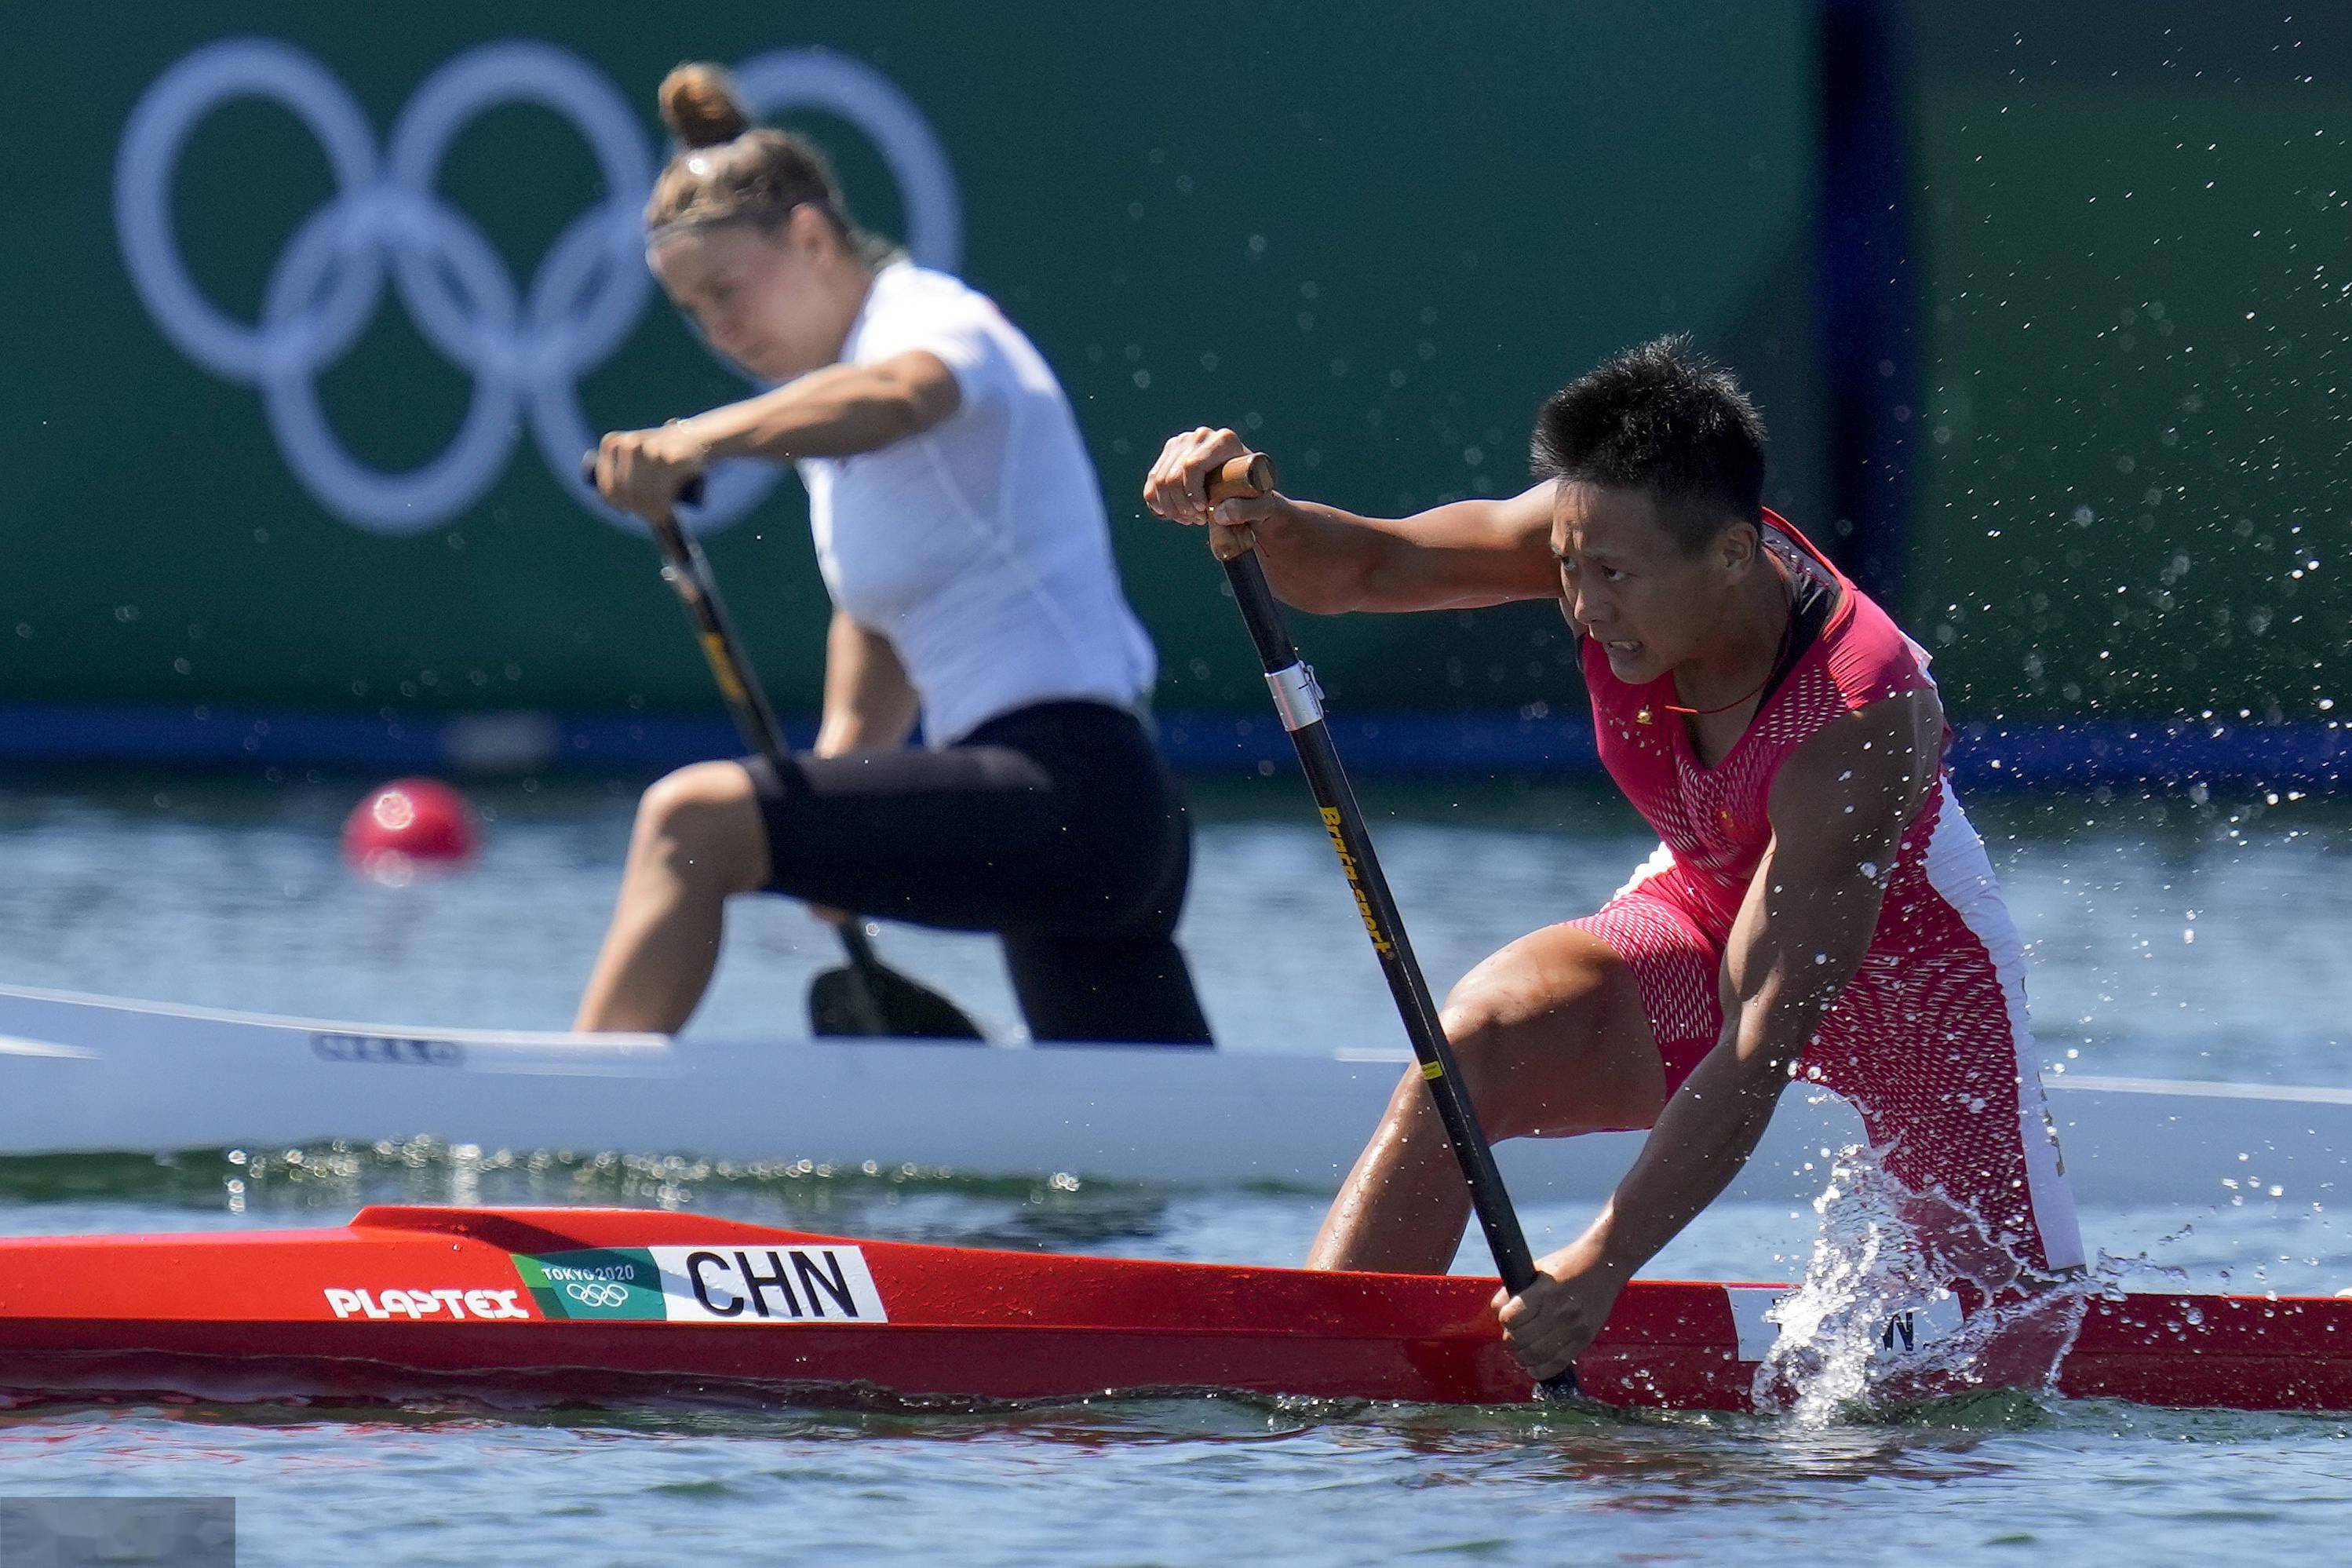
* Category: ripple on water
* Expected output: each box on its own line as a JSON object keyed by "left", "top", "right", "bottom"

{"left": 4, "top": 779, "right": 2352, "bottom": 1560}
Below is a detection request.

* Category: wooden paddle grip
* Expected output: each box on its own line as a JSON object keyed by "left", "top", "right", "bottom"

{"left": 1205, "top": 452, "right": 1276, "bottom": 504}
{"left": 1205, "top": 452, "right": 1278, "bottom": 561}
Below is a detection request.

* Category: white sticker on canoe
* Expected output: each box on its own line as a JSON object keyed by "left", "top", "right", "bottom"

{"left": 655, "top": 1246, "right": 888, "bottom": 1324}
{"left": 323, "top": 1287, "right": 531, "bottom": 1322}
{"left": 509, "top": 1245, "right": 888, "bottom": 1324}
{"left": 1723, "top": 1285, "right": 1964, "bottom": 1362}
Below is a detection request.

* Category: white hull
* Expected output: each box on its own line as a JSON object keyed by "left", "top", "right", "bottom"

{"left": 0, "top": 982, "right": 2338, "bottom": 1209}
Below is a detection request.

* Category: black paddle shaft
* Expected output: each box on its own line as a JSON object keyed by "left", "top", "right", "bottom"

{"left": 1205, "top": 455, "right": 1575, "bottom": 1397}
{"left": 577, "top": 462, "right": 788, "bottom": 769}
{"left": 581, "top": 454, "right": 985, "bottom": 1044}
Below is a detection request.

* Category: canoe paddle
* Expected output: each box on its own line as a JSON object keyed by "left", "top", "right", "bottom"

{"left": 808, "top": 921, "right": 990, "bottom": 1040}
{"left": 1204, "top": 453, "right": 1578, "bottom": 1398}
{"left": 581, "top": 452, "right": 984, "bottom": 1042}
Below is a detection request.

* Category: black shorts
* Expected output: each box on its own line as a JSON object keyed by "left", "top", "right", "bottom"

{"left": 743, "top": 700, "right": 1210, "bottom": 1045}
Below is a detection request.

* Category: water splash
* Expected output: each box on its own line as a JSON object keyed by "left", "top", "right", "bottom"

{"left": 1752, "top": 1142, "right": 2093, "bottom": 1424}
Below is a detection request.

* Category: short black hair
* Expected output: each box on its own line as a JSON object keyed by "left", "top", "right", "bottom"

{"left": 1529, "top": 336, "right": 1767, "bottom": 552}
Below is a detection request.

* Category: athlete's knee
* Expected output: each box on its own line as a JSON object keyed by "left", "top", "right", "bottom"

{"left": 633, "top": 762, "right": 766, "bottom": 894}
{"left": 1424, "top": 986, "right": 1539, "bottom": 1136}
{"left": 1437, "top": 943, "right": 1617, "bottom": 1055}
{"left": 1434, "top": 941, "right": 1639, "bottom": 1137}
{"left": 1419, "top": 1005, "right": 1514, "bottom": 1136}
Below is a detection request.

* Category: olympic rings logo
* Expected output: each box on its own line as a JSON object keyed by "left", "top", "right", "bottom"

{"left": 115, "top": 38, "right": 962, "bottom": 536}
{"left": 564, "top": 1280, "right": 633, "bottom": 1308}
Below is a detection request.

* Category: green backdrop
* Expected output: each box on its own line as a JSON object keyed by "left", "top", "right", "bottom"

{"left": 1903, "top": 6, "right": 2352, "bottom": 723}
{"left": 7, "top": 2, "right": 1821, "bottom": 723}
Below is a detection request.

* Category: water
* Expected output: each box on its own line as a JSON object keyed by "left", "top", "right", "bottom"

{"left": 3, "top": 771, "right": 2350, "bottom": 1565}
{"left": 6, "top": 773, "right": 2347, "bottom": 1078}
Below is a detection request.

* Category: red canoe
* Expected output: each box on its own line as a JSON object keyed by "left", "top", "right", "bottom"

{"left": 0, "top": 1206, "right": 2345, "bottom": 1413}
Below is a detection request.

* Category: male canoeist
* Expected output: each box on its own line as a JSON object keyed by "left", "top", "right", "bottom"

{"left": 1145, "top": 337, "right": 2083, "bottom": 1378}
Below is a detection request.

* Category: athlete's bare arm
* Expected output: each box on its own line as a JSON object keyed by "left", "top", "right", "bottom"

{"left": 1494, "top": 684, "right": 1944, "bottom": 1379}
{"left": 686, "top": 350, "right": 962, "bottom": 462}
{"left": 814, "top": 608, "right": 920, "bottom": 757}
{"left": 1143, "top": 427, "right": 1560, "bottom": 614}
{"left": 593, "top": 350, "right": 961, "bottom": 523}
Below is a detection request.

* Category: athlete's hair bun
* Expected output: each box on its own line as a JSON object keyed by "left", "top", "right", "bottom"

{"left": 658, "top": 63, "right": 752, "bottom": 148}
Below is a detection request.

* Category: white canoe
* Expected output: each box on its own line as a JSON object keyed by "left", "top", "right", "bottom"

{"left": 0, "top": 981, "right": 2339, "bottom": 1209}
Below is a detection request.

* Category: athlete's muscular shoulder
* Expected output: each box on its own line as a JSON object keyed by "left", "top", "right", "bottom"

{"left": 1765, "top": 686, "right": 1942, "bottom": 860}
{"left": 1728, "top": 687, "right": 1942, "bottom": 1034}
{"left": 1818, "top": 587, "right": 1939, "bottom": 710}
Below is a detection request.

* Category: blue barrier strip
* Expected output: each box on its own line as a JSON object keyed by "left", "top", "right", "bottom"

{"left": 0, "top": 704, "right": 2342, "bottom": 790}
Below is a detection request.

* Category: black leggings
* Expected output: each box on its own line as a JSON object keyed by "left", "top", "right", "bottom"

{"left": 743, "top": 700, "right": 1211, "bottom": 1045}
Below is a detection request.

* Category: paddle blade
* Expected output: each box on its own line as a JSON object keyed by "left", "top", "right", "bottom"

{"left": 808, "top": 950, "right": 985, "bottom": 1042}
{"left": 808, "top": 964, "right": 889, "bottom": 1037}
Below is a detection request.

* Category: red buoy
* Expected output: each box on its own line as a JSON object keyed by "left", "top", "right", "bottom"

{"left": 343, "top": 778, "right": 479, "bottom": 884}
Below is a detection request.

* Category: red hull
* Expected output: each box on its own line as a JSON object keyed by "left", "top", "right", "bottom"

{"left": 0, "top": 1206, "right": 2343, "bottom": 1413}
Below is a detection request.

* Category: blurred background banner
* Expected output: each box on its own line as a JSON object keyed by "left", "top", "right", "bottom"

{"left": 6, "top": 2, "right": 2343, "bottom": 778}
{"left": 1908, "top": 5, "right": 2352, "bottom": 729}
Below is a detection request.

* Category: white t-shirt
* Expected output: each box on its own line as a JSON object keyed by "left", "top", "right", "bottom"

{"left": 797, "top": 262, "right": 1157, "bottom": 747}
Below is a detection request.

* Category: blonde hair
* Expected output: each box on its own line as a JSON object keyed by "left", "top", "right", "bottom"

{"left": 644, "top": 63, "right": 893, "bottom": 264}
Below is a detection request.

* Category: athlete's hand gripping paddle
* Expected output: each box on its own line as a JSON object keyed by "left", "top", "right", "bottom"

{"left": 580, "top": 452, "right": 983, "bottom": 1043}
{"left": 1202, "top": 453, "right": 1579, "bottom": 1399}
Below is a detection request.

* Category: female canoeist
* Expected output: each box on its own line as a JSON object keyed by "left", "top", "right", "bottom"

{"left": 1146, "top": 337, "right": 2082, "bottom": 1376}
{"left": 578, "top": 64, "right": 1209, "bottom": 1044}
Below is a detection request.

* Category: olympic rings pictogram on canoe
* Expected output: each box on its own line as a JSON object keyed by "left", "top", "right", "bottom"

{"left": 563, "top": 1280, "right": 632, "bottom": 1309}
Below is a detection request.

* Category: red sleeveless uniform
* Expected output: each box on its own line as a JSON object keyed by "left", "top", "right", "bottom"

{"left": 1569, "top": 512, "right": 2084, "bottom": 1276}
